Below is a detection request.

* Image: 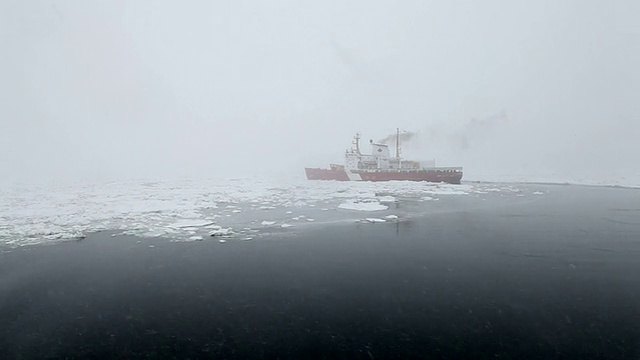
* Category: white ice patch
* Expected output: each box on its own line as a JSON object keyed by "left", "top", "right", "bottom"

{"left": 210, "top": 228, "right": 233, "bottom": 237}
{"left": 280, "top": 224, "right": 293, "bottom": 228}
{"left": 167, "top": 219, "right": 215, "bottom": 228}
{"left": 385, "top": 215, "right": 399, "bottom": 219}
{"left": 365, "top": 218, "right": 386, "bottom": 223}
{"left": 261, "top": 221, "right": 276, "bottom": 226}
{"left": 43, "top": 231, "right": 86, "bottom": 240}
{"left": 533, "top": 191, "right": 544, "bottom": 195}
{"left": 338, "top": 201, "right": 388, "bottom": 211}
{"left": 378, "top": 196, "right": 396, "bottom": 203}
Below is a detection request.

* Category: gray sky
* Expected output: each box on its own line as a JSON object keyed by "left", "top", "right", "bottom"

{"left": 1, "top": 0, "right": 639, "bottom": 183}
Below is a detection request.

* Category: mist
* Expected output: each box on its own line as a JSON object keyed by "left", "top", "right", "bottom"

{"left": 2, "top": 0, "right": 639, "bottom": 184}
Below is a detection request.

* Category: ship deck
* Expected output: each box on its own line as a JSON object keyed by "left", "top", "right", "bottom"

{"left": 353, "top": 167, "right": 462, "bottom": 173}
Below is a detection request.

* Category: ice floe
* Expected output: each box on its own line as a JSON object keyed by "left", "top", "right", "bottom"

{"left": 168, "top": 219, "right": 214, "bottom": 228}
{"left": 209, "top": 227, "right": 233, "bottom": 237}
{"left": 377, "top": 196, "right": 396, "bottom": 203}
{"left": 365, "top": 218, "right": 386, "bottom": 223}
{"left": 338, "top": 201, "right": 388, "bottom": 211}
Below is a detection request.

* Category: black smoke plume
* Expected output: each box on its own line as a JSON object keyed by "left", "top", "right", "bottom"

{"left": 377, "top": 131, "right": 418, "bottom": 145}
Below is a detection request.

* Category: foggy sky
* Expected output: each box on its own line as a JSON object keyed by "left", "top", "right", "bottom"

{"left": 2, "top": 0, "right": 639, "bottom": 183}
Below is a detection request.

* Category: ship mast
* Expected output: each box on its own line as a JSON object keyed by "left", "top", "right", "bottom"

{"left": 395, "top": 128, "right": 400, "bottom": 159}
{"left": 353, "top": 133, "right": 362, "bottom": 155}
{"left": 396, "top": 128, "right": 402, "bottom": 169}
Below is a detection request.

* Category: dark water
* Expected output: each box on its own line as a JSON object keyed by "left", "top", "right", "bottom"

{"left": 1, "top": 185, "right": 639, "bottom": 359}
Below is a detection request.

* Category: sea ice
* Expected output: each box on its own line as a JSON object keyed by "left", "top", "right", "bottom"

{"left": 168, "top": 219, "right": 214, "bottom": 228}
{"left": 338, "top": 201, "right": 388, "bottom": 211}
{"left": 365, "top": 218, "right": 386, "bottom": 223}
{"left": 210, "top": 228, "right": 233, "bottom": 236}
{"left": 0, "top": 177, "right": 528, "bottom": 247}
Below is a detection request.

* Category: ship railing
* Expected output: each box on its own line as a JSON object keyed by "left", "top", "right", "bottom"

{"left": 354, "top": 167, "right": 462, "bottom": 173}
{"left": 421, "top": 167, "right": 463, "bottom": 172}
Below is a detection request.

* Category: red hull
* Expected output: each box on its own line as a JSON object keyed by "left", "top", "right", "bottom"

{"left": 305, "top": 167, "right": 462, "bottom": 184}
{"left": 304, "top": 168, "right": 349, "bottom": 181}
{"left": 358, "top": 171, "right": 462, "bottom": 184}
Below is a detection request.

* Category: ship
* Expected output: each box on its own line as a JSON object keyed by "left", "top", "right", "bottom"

{"left": 305, "top": 129, "right": 463, "bottom": 184}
